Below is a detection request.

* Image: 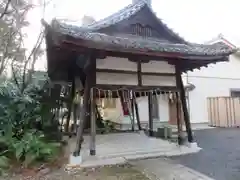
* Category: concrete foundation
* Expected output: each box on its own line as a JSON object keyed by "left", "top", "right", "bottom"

{"left": 66, "top": 132, "right": 201, "bottom": 168}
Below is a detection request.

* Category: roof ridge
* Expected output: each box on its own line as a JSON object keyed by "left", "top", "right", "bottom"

{"left": 86, "top": 1, "right": 189, "bottom": 45}
{"left": 205, "top": 34, "right": 237, "bottom": 49}
{"left": 51, "top": 1, "right": 190, "bottom": 45}
{"left": 87, "top": 1, "right": 145, "bottom": 29}
{"left": 219, "top": 36, "right": 237, "bottom": 49}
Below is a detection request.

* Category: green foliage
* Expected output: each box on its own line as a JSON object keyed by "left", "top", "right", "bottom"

{"left": 0, "top": 80, "right": 62, "bottom": 173}
{"left": 0, "top": 81, "right": 42, "bottom": 137}
{"left": 13, "top": 131, "right": 59, "bottom": 167}
{"left": 0, "top": 130, "right": 60, "bottom": 168}
{"left": 0, "top": 155, "right": 9, "bottom": 175}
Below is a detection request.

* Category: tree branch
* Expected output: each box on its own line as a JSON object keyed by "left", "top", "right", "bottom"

{"left": 21, "top": 30, "right": 44, "bottom": 92}
{"left": 0, "top": 0, "right": 12, "bottom": 20}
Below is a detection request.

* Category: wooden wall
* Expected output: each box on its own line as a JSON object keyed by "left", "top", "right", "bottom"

{"left": 207, "top": 97, "right": 240, "bottom": 127}
{"left": 168, "top": 99, "right": 184, "bottom": 125}
{"left": 96, "top": 57, "right": 176, "bottom": 86}
{"left": 141, "top": 61, "right": 175, "bottom": 73}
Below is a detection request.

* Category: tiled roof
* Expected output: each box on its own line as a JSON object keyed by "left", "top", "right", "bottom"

{"left": 45, "top": 1, "right": 236, "bottom": 57}
{"left": 86, "top": 1, "right": 145, "bottom": 30}
{"left": 51, "top": 20, "right": 235, "bottom": 57}
{"left": 56, "top": 1, "right": 188, "bottom": 44}
{"left": 206, "top": 34, "right": 238, "bottom": 49}
{"left": 86, "top": 1, "right": 188, "bottom": 44}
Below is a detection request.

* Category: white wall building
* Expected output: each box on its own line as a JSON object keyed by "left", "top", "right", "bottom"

{"left": 184, "top": 35, "right": 240, "bottom": 123}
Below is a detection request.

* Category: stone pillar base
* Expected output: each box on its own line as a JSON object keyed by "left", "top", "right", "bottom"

{"left": 148, "top": 129, "right": 154, "bottom": 137}
{"left": 186, "top": 142, "right": 199, "bottom": 149}
{"left": 90, "top": 150, "right": 96, "bottom": 156}
{"left": 69, "top": 154, "right": 83, "bottom": 166}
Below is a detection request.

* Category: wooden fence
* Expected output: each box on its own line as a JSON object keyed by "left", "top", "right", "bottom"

{"left": 207, "top": 97, "right": 240, "bottom": 127}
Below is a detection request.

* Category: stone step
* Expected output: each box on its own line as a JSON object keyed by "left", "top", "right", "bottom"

{"left": 97, "top": 147, "right": 175, "bottom": 159}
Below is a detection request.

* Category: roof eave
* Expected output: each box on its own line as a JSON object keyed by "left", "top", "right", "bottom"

{"left": 61, "top": 38, "right": 233, "bottom": 61}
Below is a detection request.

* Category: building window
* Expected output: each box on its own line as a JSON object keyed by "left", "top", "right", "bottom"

{"left": 131, "top": 23, "right": 153, "bottom": 37}
{"left": 230, "top": 89, "right": 240, "bottom": 97}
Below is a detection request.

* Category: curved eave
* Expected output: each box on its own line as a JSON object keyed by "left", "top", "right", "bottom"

{"left": 43, "top": 20, "right": 235, "bottom": 75}
{"left": 42, "top": 18, "right": 235, "bottom": 58}
{"left": 60, "top": 36, "right": 234, "bottom": 61}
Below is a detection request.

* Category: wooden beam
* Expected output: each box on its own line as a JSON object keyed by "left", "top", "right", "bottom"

{"left": 141, "top": 72, "right": 176, "bottom": 76}
{"left": 148, "top": 92, "right": 153, "bottom": 137}
{"left": 137, "top": 61, "right": 142, "bottom": 86}
{"left": 96, "top": 68, "right": 175, "bottom": 77}
{"left": 95, "top": 84, "right": 178, "bottom": 91}
{"left": 176, "top": 65, "right": 193, "bottom": 143}
{"left": 96, "top": 69, "right": 137, "bottom": 74}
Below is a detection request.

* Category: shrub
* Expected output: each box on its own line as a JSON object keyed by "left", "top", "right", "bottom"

{"left": 0, "top": 81, "right": 62, "bottom": 173}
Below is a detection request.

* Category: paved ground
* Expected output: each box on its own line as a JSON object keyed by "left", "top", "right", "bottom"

{"left": 131, "top": 158, "right": 214, "bottom": 180}
{"left": 171, "top": 128, "right": 240, "bottom": 180}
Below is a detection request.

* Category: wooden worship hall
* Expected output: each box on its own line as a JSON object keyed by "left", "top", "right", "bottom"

{"left": 42, "top": 0, "right": 235, "bottom": 159}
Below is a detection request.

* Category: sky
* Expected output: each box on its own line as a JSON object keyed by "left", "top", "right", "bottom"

{"left": 26, "top": 0, "right": 240, "bottom": 70}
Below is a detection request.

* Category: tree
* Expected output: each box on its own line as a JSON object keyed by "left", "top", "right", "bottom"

{"left": 0, "top": 0, "right": 32, "bottom": 77}
{"left": 0, "top": 0, "right": 49, "bottom": 92}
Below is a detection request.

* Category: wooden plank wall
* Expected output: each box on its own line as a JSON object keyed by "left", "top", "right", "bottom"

{"left": 168, "top": 99, "right": 184, "bottom": 126}
{"left": 207, "top": 97, "right": 240, "bottom": 127}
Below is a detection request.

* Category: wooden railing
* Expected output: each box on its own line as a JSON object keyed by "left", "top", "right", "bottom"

{"left": 207, "top": 97, "right": 240, "bottom": 127}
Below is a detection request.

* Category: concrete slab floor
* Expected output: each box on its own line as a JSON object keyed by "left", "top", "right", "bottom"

{"left": 131, "top": 158, "right": 214, "bottom": 180}
{"left": 65, "top": 132, "right": 201, "bottom": 168}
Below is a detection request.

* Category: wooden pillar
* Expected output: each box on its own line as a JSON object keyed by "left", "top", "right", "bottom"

{"left": 137, "top": 61, "right": 142, "bottom": 86}
{"left": 72, "top": 103, "right": 77, "bottom": 134}
{"left": 133, "top": 95, "right": 142, "bottom": 130}
{"left": 65, "top": 77, "right": 75, "bottom": 133}
{"left": 176, "top": 66, "right": 193, "bottom": 143}
{"left": 72, "top": 91, "right": 80, "bottom": 134}
{"left": 74, "top": 81, "right": 89, "bottom": 156}
{"left": 130, "top": 91, "right": 135, "bottom": 131}
{"left": 176, "top": 92, "right": 184, "bottom": 145}
{"left": 148, "top": 92, "right": 153, "bottom": 136}
{"left": 55, "top": 99, "right": 60, "bottom": 123}
{"left": 74, "top": 54, "right": 96, "bottom": 156}
{"left": 89, "top": 54, "right": 97, "bottom": 156}
{"left": 90, "top": 88, "right": 96, "bottom": 155}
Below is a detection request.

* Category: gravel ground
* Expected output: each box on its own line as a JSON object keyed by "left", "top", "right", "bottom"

{"left": 1, "top": 164, "right": 150, "bottom": 180}
{"left": 171, "top": 128, "right": 240, "bottom": 180}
